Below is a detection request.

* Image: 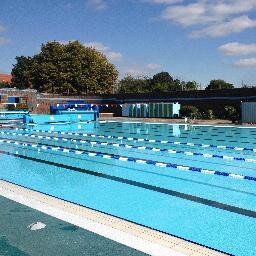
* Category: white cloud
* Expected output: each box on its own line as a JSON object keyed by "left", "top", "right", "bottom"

{"left": 83, "top": 41, "right": 109, "bottom": 52}
{"left": 162, "top": 2, "right": 211, "bottom": 26}
{"left": 146, "top": 63, "right": 160, "bottom": 70}
{"left": 148, "top": 0, "right": 183, "bottom": 4}
{"left": 87, "top": 0, "right": 107, "bottom": 10}
{"left": 123, "top": 67, "right": 147, "bottom": 77}
{"left": 105, "top": 51, "right": 122, "bottom": 61}
{"left": 120, "top": 63, "right": 161, "bottom": 77}
{"left": 83, "top": 41, "right": 122, "bottom": 62}
{"left": 162, "top": 1, "right": 256, "bottom": 26}
{"left": 157, "top": 0, "right": 256, "bottom": 37}
{"left": 190, "top": 16, "right": 256, "bottom": 38}
{"left": 211, "top": 0, "right": 256, "bottom": 16}
{"left": 234, "top": 58, "right": 256, "bottom": 67}
{"left": 0, "top": 24, "right": 10, "bottom": 46}
{"left": 219, "top": 42, "right": 256, "bottom": 56}
{"left": 0, "top": 24, "right": 5, "bottom": 33}
{"left": 0, "top": 37, "right": 10, "bottom": 45}
{"left": 58, "top": 41, "right": 122, "bottom": 61}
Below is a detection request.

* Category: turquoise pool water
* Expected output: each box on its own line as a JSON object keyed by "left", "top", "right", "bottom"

{"left": 0, "top": 121, "right": 256, "bottom": 256}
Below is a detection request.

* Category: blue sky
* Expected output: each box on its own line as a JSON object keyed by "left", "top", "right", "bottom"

{"left": 0, "top": 0, "right": 256, "bottom": 87}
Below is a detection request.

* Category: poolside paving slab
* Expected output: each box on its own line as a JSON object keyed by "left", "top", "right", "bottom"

{"left": 0, "top": 180, "right": 229, "bottom": 256}
{"left": 0, "top": 195, "right": 147, "bottom": 256}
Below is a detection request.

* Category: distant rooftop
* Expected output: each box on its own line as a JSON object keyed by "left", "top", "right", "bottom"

{"left": 0, "top": 74, "right": 12, "bottom": 83}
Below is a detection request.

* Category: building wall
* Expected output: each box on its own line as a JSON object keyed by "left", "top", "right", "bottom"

{"left": 0, "top": 74, "right": 12, "bottom": 83}
{"left": 241, "top": 102, "right": 256, "bottom": 123}
{"left": 0, "top": 89, "right": 37, "bottom": 112}
{"left": 36, "top": 98, "right": 67, "bottom": 114}
{"left": 0, "top": 88, "right": 256, "bottom": 116}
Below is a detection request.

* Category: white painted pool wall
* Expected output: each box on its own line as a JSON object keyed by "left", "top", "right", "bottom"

{"left": 241, "top": 102, "right": 256, "bottom": 123}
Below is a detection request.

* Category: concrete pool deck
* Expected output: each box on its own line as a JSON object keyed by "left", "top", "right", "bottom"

{"left": 100, "top": 116, "right": 256, "bottom": 127}
{"left": 99, "top": 115, "right": 235, "bottom": 126}
{"left": 0, "top": 180, "right": 228, "bottom": 256}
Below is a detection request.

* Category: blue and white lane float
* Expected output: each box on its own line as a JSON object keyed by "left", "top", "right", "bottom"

{"left": 0, "top": 137, "right": 256, "bottom": 182}
{"left": 17, "top": 128, "right": 256, "bottom": 153}
{"left": 2, "top": 130, "right": 256, "bottom": 164}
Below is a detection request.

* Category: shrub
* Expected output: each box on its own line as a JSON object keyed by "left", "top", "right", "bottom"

{"left": 7, "top": 103, "right": 28, "bottom": 111}
{"left": 206, "top": 109, "right": 215, "bottom": 120}
{"left": 224, "top": 106, "right": 239, "bottom": 122}
{"left": 6, "top": 104, "right": 15, "bottom": 111}
{"left": 180, "top": 106, "right": 201, "bottom": 119}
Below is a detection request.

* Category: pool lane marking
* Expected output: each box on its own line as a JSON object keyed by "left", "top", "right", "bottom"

{"left": 2, "top": 132, "right": 256, "bottom": 168}
{"left": 3, "top": 131, "right": 256, "bottom": 164}
{"left": 17, "top": 128, "right": 256, "bottom": 153}
{"left": 0, "top": 148, "right": 255, "bottom": 220}
{"left": 0, "top": 137, "right": 256, "bottom": 183}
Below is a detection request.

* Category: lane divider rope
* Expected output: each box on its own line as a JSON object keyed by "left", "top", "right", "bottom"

{"left": 2, "top": 131, "right": 256, "bottom": 164}
{"left": 17, "top": 128, "right": 256, "bottom": 153}
{"left": 0, "top": 136, "right": 256, "bottom": 182}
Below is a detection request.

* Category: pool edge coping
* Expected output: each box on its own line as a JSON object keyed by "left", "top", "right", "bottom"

{"left": 0, "top": 180, "right": 228, "bottom": 256}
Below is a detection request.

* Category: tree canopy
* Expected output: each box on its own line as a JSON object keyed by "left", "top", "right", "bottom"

{"left": 205, "top": 79, "right": 234, "bottom": 90}
{"left": 117, "top": 72, "right": 199, "bottom": 94}
{"left": 11, "top": 41, "right": 118, "bottom": 95}
{"left": 184, "top": 81, "right": 199, "bottom": 90}
{"left": 118, "top": 75, "right": 151, "bottom": 94}
{"left": 151, "top": 72, "right": 174, "bottom": 91}
{"left": 0, "top": 81, "right": 12, "bottom": 89}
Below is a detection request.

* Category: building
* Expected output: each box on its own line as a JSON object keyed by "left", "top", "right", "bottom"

{"left": 0, "top": 73, "right": 12, "bottom": 83}
{"left": 0, "top": 88, "right": 37, "bottom": 111}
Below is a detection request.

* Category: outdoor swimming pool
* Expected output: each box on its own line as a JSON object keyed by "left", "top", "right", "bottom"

{"left": 0, "top": 120, "right": 256, "bottom": 256}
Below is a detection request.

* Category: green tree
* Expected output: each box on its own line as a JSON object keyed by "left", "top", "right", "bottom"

{"left": 205, "top": 79, "right": 234, "bottom": 90}
{"left": 172, "top": 78, "right": 183, "bottom": 91}
{"left": 241, "top": 83, "right": 256, "bottom": 88}
{"left": 184, "top": 81, "right": 199, "bottom": 90}
{"left": 118, "top": 73, "right": 199, "bottom": 94}
{"left": 151, "top": 72, "right": 173, "bottom": 86}
{"left": 118, "top": 75, "right": 151, "bottom": 94}
{"left": 150, "top": 72, "right": 182, "bottom": 91}
{"left": 12, "top": 41, "right": 118, "bottom": 95}
{"left": 0, "top": 82, "right": 12, "bottom": 88}
{"left": 11, "top": 56, "right": 34, "bottom": 89}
